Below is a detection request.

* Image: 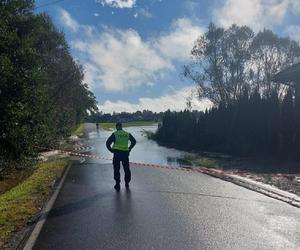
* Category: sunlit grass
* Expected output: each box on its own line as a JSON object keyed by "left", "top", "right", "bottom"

{"left": 73, "top": 123, "right": 85, "bottom": 137}
{"left": 0, "top": 166, "right": 35, "bottom": 196}
{"left": 185, "top": 156, "right": 222, "bottom": 169}
{"left": 0, "top": 160, "right": 69, "bottom": 248}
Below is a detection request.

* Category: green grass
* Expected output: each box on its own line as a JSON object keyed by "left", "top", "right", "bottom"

{"left": 73, "top": 123, "right": 85, "bottom": 137}
{"left": 185, "top": 156, "right": 222, "bottom": 169}
{"left": 99, "top": 121, "right": 157, "bottom": 130}
{"left": 0, "top": 165, "right": 35, "bottom": 195}
{"left": 0, "top": 159, "right": 69, "bottom": 248}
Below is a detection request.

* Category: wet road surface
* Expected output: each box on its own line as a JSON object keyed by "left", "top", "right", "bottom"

{"left": 32, "top": 126, "right": 300, "bottom": 250}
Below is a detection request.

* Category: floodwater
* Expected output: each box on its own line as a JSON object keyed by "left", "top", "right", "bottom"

{"left": 85, "top": 125, "right": 193, "bottom": 167}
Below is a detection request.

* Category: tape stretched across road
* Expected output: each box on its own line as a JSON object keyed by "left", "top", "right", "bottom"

{"left": 36, "top": 146, "right": 299, "bottom": 178}
{"left": 36, "top": 146, "right": 201, "bottom": 174}
{"left": 36, "top": 146, "right": 300, "bottom": 207}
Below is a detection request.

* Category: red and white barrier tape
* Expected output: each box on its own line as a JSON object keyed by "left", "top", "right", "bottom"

{"left": 36, "top": 146, "right": 199, "bottom": 173}
{"left": 36, "top": 146, "right": 299, "bottom": 178}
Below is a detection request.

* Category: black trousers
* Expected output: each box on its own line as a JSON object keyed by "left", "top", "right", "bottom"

{"left": 113, "top": 151, "right": 131, "bottom": 184}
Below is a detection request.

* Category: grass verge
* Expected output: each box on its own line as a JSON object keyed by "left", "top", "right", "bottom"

{"left": 73, "top": 123, "right": 85, "bottom": 137}
{"left": 0, "top": 159, "right": 69, "bottom": 248}
{"left": 185, "top": 156, "right": 222, "bottom": 169}
{"left": 0, "top": 165, "right": 35, "bottom": 196}
{"left": 99, "top": 121, "right": 157, "bottom": 130}
{"left": 185, "top": 154, "right": 300, "bottom": 196}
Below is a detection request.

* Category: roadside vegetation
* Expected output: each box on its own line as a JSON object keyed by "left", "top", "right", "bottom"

{"left": 0, "top": 163, "right": 36, "bottom": 196}
{"left": 182, "top": 153, "right": 300, "bottom": 195}
{"left": 87, "top": 110, "right": 162, "bottom": 123}
{"left": 0, "top": 2, "right": 96, "bottom": 246}
{"left": 154, "top": 23, "right": 300, "bottom": 171}
{"left": 184, "top": 152, "right": 299, "bottom": 174}
{"left": 0, "top": 159, "right": 69, "bottom": 248}
{"left": 73, "top": 123, "right": 85, "bottom": 138}
{"left": 0, "top": 1, "right": 97, "bottom": 175}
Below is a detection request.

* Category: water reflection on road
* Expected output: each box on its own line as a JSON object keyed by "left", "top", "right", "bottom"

{"left": 85, "top": 125, "right": 193, "bottom": 167}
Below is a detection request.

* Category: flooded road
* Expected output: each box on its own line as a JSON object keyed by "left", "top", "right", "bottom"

{"left": 85, "top": 125, "right": 193, "bottom": 167}
{"left": 32, "top": 124, "right": 300, "bottom": 250}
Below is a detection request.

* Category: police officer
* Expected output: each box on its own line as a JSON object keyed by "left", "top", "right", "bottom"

{"left": 106, "top": 122, "right": 136, "bottom": 190}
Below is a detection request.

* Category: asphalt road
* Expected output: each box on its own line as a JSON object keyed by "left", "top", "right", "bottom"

{"left": 32, "top": 133, "right": 300, "bottom": 249}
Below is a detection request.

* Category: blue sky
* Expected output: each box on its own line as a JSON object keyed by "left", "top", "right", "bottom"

{"left": 35, "top": 0, "right": 300, "bottom": 113}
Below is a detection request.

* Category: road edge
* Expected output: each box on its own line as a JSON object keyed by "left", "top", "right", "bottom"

{"left": 21, "top": 163, "right": 72, "bottom": 250}
{"left": 198, "top": 167, "right": 300, "bottom": 208}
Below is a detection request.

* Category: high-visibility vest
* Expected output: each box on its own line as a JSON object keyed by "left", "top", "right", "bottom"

{"left": 112, "top": 130, "right": 129, "bottom": 151}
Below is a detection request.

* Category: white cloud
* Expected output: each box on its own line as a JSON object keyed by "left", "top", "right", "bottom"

{"left": 63, "top": 10, "right": 203, "bottom": 92}
{"left": 98, "top": 0, "right": 136, "bottom": 8}
{"left": 58, "top": 10, "right": 206, "bottom": 117}
{"left": 59, "top": 9, "right": 79, "bottom": 32}
{"left": 155, "top": 18, "right": 204, "bottom": 61}
{"left": 291, "top": 1, "right": 300, "bottom": 13}
{"left": 59, "top": 9, "right": 95, "bottom": 36}
{"left": 94, "top": 13, "right": 99, "bottom": 17}
{"left": 83, "top": 63, "right": 103, "bottom": 89}
{"left": 98, "top": 86, "right": 212, "bottom": 113}
{"left": 73, "top": 29, "right": 173, "bottom": 91}
{"left": 213, "top": 0, "right": 293, "bottom": 31}
{"left": 287, "top": 25, "right": 300, "bottom": 41}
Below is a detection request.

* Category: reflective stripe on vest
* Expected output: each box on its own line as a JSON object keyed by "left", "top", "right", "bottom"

{"left": 112, "top": 130, "right": 129, "bottom": 151}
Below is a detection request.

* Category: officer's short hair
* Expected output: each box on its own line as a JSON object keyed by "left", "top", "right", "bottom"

{"left": 116, "top": 122, "right": 122, "bottom": 128}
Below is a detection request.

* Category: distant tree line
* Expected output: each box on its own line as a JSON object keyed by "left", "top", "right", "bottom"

{"left": 0, "top": 1, "right": 97, "bottom": 168}
{"left": 155, "top": 23, "right": 300, "bottom": 161}
{"left": 86, "top": 110, "right": 163, "bottom": 123}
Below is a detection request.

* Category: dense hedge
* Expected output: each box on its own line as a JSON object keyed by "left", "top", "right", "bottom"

{"left": 155, "top": 88, "right": 300, "bottom": 161}
{"left": 155, "top": 24, "right": 300, "bottom": 164}
{"left": 0, "top": 1, "right": 97, "bottom": 167}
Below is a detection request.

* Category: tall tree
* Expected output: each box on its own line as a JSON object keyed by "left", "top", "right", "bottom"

{"left": 250, "top": 29, "right": 300, "bottom": 97}
{"left": 0, "top": 1, "right": 98, "bottom": 167}
{"left": 184, "top": 23, "right": 253, "bottom": 106}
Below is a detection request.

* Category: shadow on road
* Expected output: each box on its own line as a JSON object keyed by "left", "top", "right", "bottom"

{"left": 34, "top": 192, "right": 109, "bottom": 222}
{"left": 35, "top": 188, "right": 134, "bottom": 224}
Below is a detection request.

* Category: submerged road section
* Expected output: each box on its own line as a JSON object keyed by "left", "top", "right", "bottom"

{"left": 31, "top": 126, "right": 300, "bottom": 250}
